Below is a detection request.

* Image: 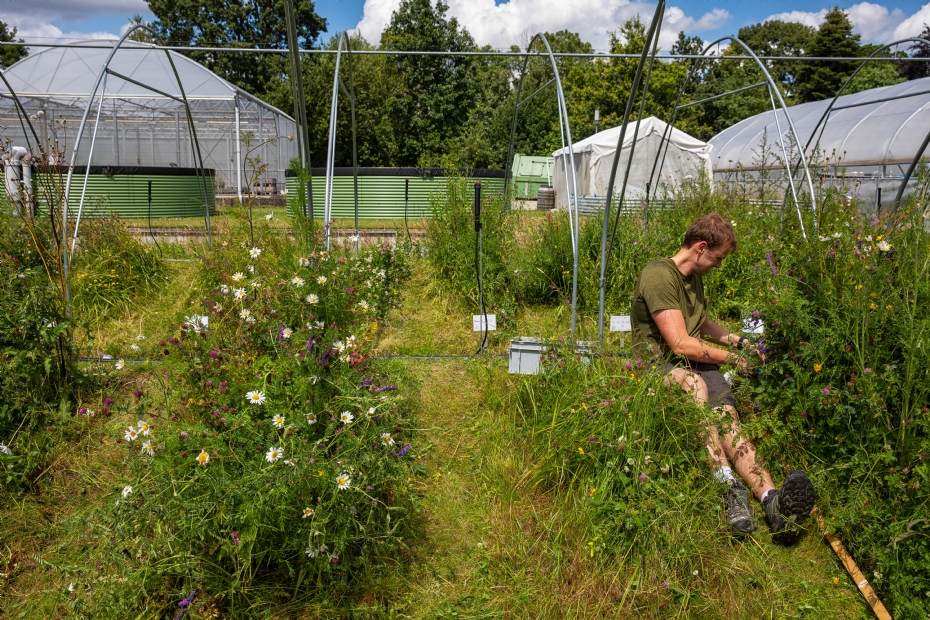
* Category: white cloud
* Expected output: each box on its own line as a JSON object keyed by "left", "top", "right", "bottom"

{"left": 0, "top": 0, "right": 148, "bottom": 45}
{"left": 356, "top": 0, "right": 730, "bottom": 52}
{"left": 765, "top": 2, "right": 930, "bottom": 44}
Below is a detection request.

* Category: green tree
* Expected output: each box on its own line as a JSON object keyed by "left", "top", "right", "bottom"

{"left": 901, "top": 23, "right": 930, "bottom": 80}
{"left": 846, "top": 44, "right": 906, "bottom": 94}
{"left": 0, "top": 20, "right": 27, "bottom": 69}
{"left": 737, "top": 20, "right": 815, "bottom": 97}
{"left": 380, "top": 0, "right": 478, "bottom": 166}
{"left": 796, "top": 7, "right": 861, "bottom": 103}
{"left": 146, "top": 0, "right": 326, "bottom": 98}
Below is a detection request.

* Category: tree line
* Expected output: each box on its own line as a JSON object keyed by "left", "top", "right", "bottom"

{"left": 4, "top": 1, "right": 930, "bottom": 169}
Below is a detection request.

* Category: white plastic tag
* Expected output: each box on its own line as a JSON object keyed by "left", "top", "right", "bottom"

{"left": 609, "top": 315, "right": 632, "bottom": 332}
{"left": 473, "top": 314, "right": 497, "bottom": 331}
{"left": 742, "top": 318, "right": 764, "bottom": 334}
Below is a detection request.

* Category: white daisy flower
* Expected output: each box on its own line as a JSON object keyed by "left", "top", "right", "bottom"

{"left": 265, "top": 446, "right": 283, "bottom": 463}
{"left": 245, "top": 315, "right": 256, "bottom": 324}
{"left": 135, "top": 334, "right": 146, "bottom": 341}
{"left": 281, "top": 327, "right": 293, "bottom": 339}
{"left": 336, "top": 473, "right": 351, "bottom": 490}
{"left": 220, "top": 284, "right": 230, "bottom": 294}
{"left": 249, "top": 247, "right": 262, "bottom": 259}
{"left": 358, "top": 300, "right": 369, "bottom": 311}
{"left": 130, "top": 344, "right": 140, "bottom": 351}
{"left": 299, "top": 257, "right": 310, "bottom": 267}
{"left": 124, "top": 427, "right": 139, "bottom": 442}
{"left": 291, "top": 276, "right": 305, "bottom": 287}
{"left": 381, "top": 432, "right": 395, "bottom": 446}
{"left": 339, "top": 411, "right": 354, "bottom": 424}
{"left": 246, "top": 390, "right": 266, "bottom": 405}
{"left": 214, "top": 303, "right": 223, "bottom": 312}
{"left": 247, "top": 264, "right": 255, "bottom": 273}
{"left": 231, "top": 272, "right": 245, "bottom": 282}
{"left": 316, "top": 275, "right": 327, "bottom": 285}
{"left": 320, "top": 251, "right": 329, "bottom": 260}
{"left": 142, "top": 441, "right": 154, "bottom": 456}
{"left": 305, "top": 547, "right": 318, "bottom": 558}
{"left": 136, "top": 420, "right": 151, "bottom": 436}
{"left": 284, "top": 459, "right": 297, "bottom": 466}
{"left": 334, "top": 340, "right": 345, "bottom": 353}
{"left": 272, "top": 414, "right": 285, "bottom": 429}
{"left": 314, "top": 320, "right": 324, "bottom": 330}
{"left": 265, "top": 213, "right": 273, "bottom": 221}
{"left": 302, "top": 507, "right": 314, "bottom": 518}
{"left": 878, "top": 240, "right": 891, "bottom": 252}
{"left": 115, "top": 359, "right": 125, "bottom": 370}
{"left": 250, "top": 279, "right": 261, "bottom": 289}
{"left": 306, "top": 412, "right": 317, "bottom": 425}
{"left": 239, "top": 308, "right": 252, "bottom": 320}
{"left": 196, "top": 450, "right": 210, "bottom": 465}
{"left": 306, "top": 293, "right": 319, "bottom": 304}
{"left": 234, "top": 288, "right": 246, "bottom": 300}
{"left": 367, "top": 407, "right": 376, "bottom": 417}
{"left": 121, "top": 485, "right": 133, "bottom": 498}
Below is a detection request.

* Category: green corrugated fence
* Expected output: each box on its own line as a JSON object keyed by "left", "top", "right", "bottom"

{"left": 285, "top": 167, "right": 506, "bottom": 219}
{"left": 22, "top": 166, "right": 216, "bottom": 218}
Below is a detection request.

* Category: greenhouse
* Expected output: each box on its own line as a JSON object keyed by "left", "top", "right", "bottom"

{"left": 0, "top": 41, "right": 298, "bottom": 215}
{"left": 709, "top": 76, "right": 930, "bottom": 208}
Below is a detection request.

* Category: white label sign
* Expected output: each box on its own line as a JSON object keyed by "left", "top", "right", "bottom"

{"left": 473, "top": 314, "right": 497, "bottom": 331}
{"left": 609, "top": 315, "right": 632, "bottom": 332}
{"left": 742, "top": 318, "right": 764, "bottom": 334}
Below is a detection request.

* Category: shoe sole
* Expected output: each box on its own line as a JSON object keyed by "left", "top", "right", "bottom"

{"left": 772, "top": 470, "right": 815, "bottom": 546}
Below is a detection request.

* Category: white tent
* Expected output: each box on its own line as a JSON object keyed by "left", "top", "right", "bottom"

{"left": 551, "top": 116, "right": 713, "bottom": 209}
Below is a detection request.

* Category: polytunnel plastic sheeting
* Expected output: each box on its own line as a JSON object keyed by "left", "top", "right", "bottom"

{"left": 710, "top": 76, "right": 930, "bottom": 175}
{"left": 0, "top": 42, "right": 299, "bottom": 189}
{"left": 551, "top": 117, "right": 713, "bottom": 209}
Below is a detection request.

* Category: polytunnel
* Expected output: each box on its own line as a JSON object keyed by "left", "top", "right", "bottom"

{"left": 0, "top": 41, "right": 298, "bottom": 210}
{"left": 709, "top": 76, "right": 930, "bottom": 209}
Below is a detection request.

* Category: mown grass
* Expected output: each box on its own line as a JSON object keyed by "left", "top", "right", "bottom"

{"left": 0, "top": 228, "right": 872, "bottom": 618}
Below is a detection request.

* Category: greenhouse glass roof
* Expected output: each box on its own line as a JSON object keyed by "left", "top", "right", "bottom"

{"left": 0, "top": 41, "right": 291, "bottom": 117}
{"left": 709, "top": 77, "right": 930, "bottom": 173}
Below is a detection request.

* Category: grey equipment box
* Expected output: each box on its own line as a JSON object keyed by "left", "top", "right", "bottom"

{"left": 509, "top": 337, "right": 550, "bottom": 374}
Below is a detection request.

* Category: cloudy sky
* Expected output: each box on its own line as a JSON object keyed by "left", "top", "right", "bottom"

{"left": 3, "top": 0, "right": 930, "bottom": 53}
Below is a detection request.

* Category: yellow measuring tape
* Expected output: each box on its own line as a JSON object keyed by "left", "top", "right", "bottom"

{"left": 813, "top": 507, "right": 892, "bottom": 620}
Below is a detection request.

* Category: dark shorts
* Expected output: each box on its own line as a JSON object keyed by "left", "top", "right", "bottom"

{"left": 664, "top": 361, "right": 736, "bottom": 409}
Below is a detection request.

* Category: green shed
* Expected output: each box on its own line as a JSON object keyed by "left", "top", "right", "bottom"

{"left": 511, "top": 154, "right": 553, "bottom": 200}
{"left": 285, "top": 167, "right": 506, "bottom": 219}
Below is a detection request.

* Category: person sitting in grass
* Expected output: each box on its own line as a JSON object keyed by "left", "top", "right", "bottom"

{"left": 631, "top": 213, "right": 815, "bottom": 544}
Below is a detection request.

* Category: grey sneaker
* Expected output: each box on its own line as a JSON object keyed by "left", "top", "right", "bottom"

{"left": 724, "top": 479, "right": 757, "bottom": 533}
{"left": 763, "top": 470, "right": 816, "bottom": 546}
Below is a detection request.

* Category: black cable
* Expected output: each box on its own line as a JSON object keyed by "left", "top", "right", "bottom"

{"left": 474, "top": 182, "right": 488, "bottom": 354}
{"left": 148, "top": 179, "right": 162, "bottom": 256}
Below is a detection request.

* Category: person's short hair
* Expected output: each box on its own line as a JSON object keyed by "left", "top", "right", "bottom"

{"left": 683, "top": 213, "right": 737, "bottom": 251}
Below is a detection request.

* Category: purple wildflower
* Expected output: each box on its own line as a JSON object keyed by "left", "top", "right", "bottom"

{"left": 864, "top": 367, "right": 872, "bottom": 374}
{"left": 393, "top": 443, "right": 411, "bottom": 458}
{"left": 179, "top": 591, "right": 196, "bottom": 607}
{"left": 103, "top": 397, "right": 113, "bottom": 406}
{"left": 78, "top": 407, "right": 86, "bottom": 415}
{"left": 766, "top": 253, "right": 777, "bottom": 275}
{"left": 231, "top": 531, "right": 240, "bottom": 545}
{"left": 180, "top": 432, "right": 188, "bottom": 440}
{"left": 133, "top": 390, "right": 142, "bottom": 399}
{"left": 359, "top": 377, "right": 373, "bottom": 389}
{"left": 751, "top": 310, "right": 760, "bottom": 319}
{"left": 639, "top": 472, "right": 648, "bottom": 482}
{"left": 374, "top": 385, "right": 397, "bottom": 394}
{"left": 822, "top": 386, "right": 832, "bottom": 396}
{"left": 205, "top": 381, "right": 213, "bottom": 388}
{"left": 624, "top": 362, "right": 632, "bottom": 370}
{"left": 209, "top": 349, "right": 219, "bottom": 358}
{"left": 662, "top": 581, "right": 669, "bottom": 589}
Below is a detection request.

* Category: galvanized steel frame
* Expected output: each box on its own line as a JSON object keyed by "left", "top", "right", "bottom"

{"left": 647, "top": 36, "right": 817, "bottom": 237}
{"left": 596, "top": 0, "right": 665, "bottom": 344}
{"left": 787, "top": 37, "right": 930, "bottom": 210}
{"left": 504, "top": 33, "right": 582, "bottom": 336}
{"left": 62, "top": 24, "right": 213, "bottom": 304}
{"left": 323, "top": 32, "right": 360, "bottom": 255}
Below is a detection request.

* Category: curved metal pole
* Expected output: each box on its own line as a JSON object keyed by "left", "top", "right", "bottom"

{"left": 503, "top": 34, "right": 581, "bottom": 336}
{"left": 893, "top": 127, "right": 930, "bottom": 209}
{"left": 323, "top": 33, "right": 344, "bottom": 251}
{"left": 71, "top": 71, "right": 108, "bottom": 254}
{"left": 650, "top": 36, "right": 817, "bottom": 232}
{"left": 64, "top": 24, "right": 213, "bottom": 299}
{"left": 596, "top": 0, "right": 664, "bottom": 344}
{"left": 0, "top": 70, "right": 42, "bottom": 155}
{"left": 346, "top": 35, "right": 359, "bottom": 258}
{"left": 766, "top": 84, "right": 805, "bottom": 236}
{"left": 790, "top": 37, "right": 930, "bottom": 206}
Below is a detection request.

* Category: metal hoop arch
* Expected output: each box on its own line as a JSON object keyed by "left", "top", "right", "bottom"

{"left": 596, "top": 0, "right": 665, "bottom": 343}
{"left": 0, "top": 70, "right": 43, "bottom": 155}
{"left": 63, "top": 24, "right": 213, "bottom": 302}
{"left": 648, "top": 36, "right": 818, "bottom": 233}
{"left": 323, "top": 32, "right": 360, "bottom": 255}
{"left": 787, "top": 37, "right": 930, "bottom": 210}
{"left": 503, "top": 32, "right": 582, "bottom": 336}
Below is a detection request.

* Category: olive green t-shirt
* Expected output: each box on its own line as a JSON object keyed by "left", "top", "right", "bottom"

{"left": 631, "top": 258, "right": 706, "bottom": 358}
